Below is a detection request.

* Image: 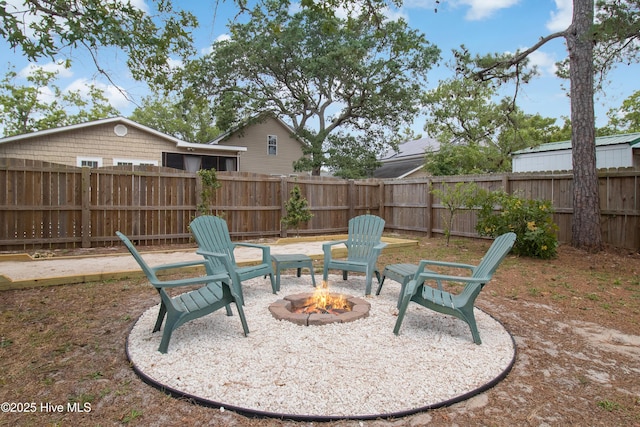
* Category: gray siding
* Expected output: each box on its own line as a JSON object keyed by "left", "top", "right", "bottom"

{"left": 218, "top": 117, "right": 305, "bottom": 175}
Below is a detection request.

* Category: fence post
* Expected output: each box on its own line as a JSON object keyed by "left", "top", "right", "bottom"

{"left": 348, "top": 180, "right": 355, "bottom": 218}
{"left": 280, "top": 176, "right": 288, "bottom": 238}
{"left": 81, "top": 167, "right": 91, "bottom": 248}
{"left": 502, "top": 174, "right": 511, "bottom": 194}
{"left": 378, "top": 181, "right": 385, "bottom": 219}
{"left": 426, "top": 178, "right": 433, "bottom": 238}
{"left": 194, "top": 172, "right": 203, "bottom": 216}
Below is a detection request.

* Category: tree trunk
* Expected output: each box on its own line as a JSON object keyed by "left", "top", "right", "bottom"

{"left": 567, "top": 0, "right": 603, "bottom": 252}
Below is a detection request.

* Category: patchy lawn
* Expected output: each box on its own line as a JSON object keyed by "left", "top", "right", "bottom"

{"left": 1, "top": 236, "right": 639, "bottom": 426}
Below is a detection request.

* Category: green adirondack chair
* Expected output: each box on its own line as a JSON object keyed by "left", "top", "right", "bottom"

{"left": 322, "top": 214, "right": 387, "bottom": 295}
{"left": 189, "top": 216, "right": 276, "bottom": 302}
{"left": 116, "top": 231, "right": 248, "bottom": 353}
{"left": 393, "top": 232, "right": 516, "bottom": 344}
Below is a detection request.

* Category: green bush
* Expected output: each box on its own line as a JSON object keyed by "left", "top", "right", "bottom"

{"left": 474, "top": 190, "right": 558, "bottom": 259}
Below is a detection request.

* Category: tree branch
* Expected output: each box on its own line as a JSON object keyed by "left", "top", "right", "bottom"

{"left": 474, "top": 30, "right": 568, "bottom": 80}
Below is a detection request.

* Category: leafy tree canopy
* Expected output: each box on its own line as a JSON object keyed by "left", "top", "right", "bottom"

{"left": 602, "top": 89, "right": 640, "bottom": 134}
{"left": 0, "top": 66, "right": 119, "bottom": 137}
{"left": 1, "top": 0, "right": 198, "bottom": 88}
{"left": 181, "top": 0, "right": 440, "bottom": 175}
{"left": 129, "top": 92, "right": 220, "bottom": 143}
{"left": 322, "top": 132, "right": 382, "bottom": 179}
{"left": 423, "top": 72, "right": 565, "bottom": 175}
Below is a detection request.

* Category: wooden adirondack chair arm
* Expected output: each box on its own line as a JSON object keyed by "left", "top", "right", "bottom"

{"left": 416, "top": 259, "right": 476, "bottom": 274}
{"left": 402, "top": 274, "right": 487, "bottom": 299}
{"left": 195, "top": 249, "right": 229, "bottom": 258}
{"left": 323, "top": 240, "right": 348, "bottom": 250}
{"left": 150, "top": 259, "right": 207, "bottom": 273}
{"left": 417, "top": 272, "right": 488, "bottom": 286}
{"left": 195, "top": 249, "right": 236, "bottom": 270}
{"left": 148, "top": 271, "right": 231, "bottom": 289}
{"left": 233, "top": 242, "right": 271, "bottom": 263}
{"left": 373, "top": 242, "right": 388, "bottom": 251}
{"left": 234, "top": 242, "right": 270, "bottom": 250}
{"left": 417, "top": 271, "right": 489, "bottom": 283}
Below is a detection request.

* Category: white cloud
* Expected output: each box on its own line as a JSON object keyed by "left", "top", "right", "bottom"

{"left": 65, "top": 78, "right": 130, "bottom": 110}
{"left": 456, "top": 0, "right": 520, "bottom": 21}
{"left": 128, "top": 0, "right": 149, "bottom": 13}
{"left": 166, "top": 57, "right": 183, "bottom": 70}
{"left": 216, "top": 34, "right": 231, "bottom": 43}
{"left": 547, "top": 0, "right": 572, "bottom": 32}
{"left": 527, "top": 50, "right": 558, "bottom": 76}
{"left": 201, "top": 34, "right": 231, "bottom": 55}
{"left": 18, "top": 62, "right": 74, "bottom": 79}
{"left": 35, "top": 86, "right": 56, "bottom": 105}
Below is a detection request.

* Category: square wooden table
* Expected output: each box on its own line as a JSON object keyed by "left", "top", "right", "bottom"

{"left": 271, "top": 253, "right": 316, "bottom": 291}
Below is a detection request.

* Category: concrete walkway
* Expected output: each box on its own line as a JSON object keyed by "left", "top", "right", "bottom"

{"left": 0, "top": 236, "right": 418, "bottom": 290}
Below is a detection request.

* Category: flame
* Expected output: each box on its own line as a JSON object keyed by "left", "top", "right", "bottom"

{"left": 301, "top": 281, "right": 351, "bottom": 313}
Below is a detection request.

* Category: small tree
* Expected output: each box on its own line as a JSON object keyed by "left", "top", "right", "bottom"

{"left": 281, "top": 185, "right": 313, "bottom": 237}
{"left": 430, "top": 182, "right": 478, "bottom": 245}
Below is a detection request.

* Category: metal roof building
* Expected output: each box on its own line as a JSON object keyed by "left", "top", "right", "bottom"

{"left": 373, "top": 137, "right": 440, "bottom": 179}
{"left": 511, "top": 133, "right": 640, "bottom": 172}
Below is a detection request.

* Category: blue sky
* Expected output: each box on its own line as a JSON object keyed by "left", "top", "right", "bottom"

{"left": 2, "top": 0, "right": 638, "bottom": 133}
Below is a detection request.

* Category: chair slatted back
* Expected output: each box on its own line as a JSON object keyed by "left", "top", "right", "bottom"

{"left": 346, "top": 214, "right": 385, "bottom": 261}
{"left": 116, "top": 231, "right": 159, "bottom": 283}
{"left": 190, "top": 216, "right": 237, "bottom": 273}
{"left": 472, "top": 232, "right": 516, "bottom": 280}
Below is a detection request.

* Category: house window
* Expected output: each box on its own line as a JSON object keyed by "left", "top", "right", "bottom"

{"left": 267, "top": 135, "right": 277, "bottom": 156}
{"left": 77, "top": 157, "right": 102, "bottom": 168}
{"left": 162, "top": 153, "right": 238, "bottom": 171}
{"left": 114, "top": 159, "right": 159, "bottom": 166}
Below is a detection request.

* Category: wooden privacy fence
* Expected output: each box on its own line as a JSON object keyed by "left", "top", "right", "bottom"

{"left": 0, "top": 158, "right": 638, "bottom": 251}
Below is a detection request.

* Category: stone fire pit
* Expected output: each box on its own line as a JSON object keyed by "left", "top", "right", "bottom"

{"left": 269, "top": 292, "right": 370, "bottom": 326}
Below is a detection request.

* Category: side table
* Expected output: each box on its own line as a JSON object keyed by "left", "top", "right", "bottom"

{"left": 271, "top": 253, "right": 316, "bottom": 292}
{"left": 377, "top": 263, "right": 419, "bottom": 308}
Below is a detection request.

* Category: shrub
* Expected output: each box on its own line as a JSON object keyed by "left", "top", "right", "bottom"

{"left": 474, "top": 190, "right": 558, "bottom": 259}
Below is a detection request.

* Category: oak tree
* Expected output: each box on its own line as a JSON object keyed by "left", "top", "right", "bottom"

{"left": 188, "top": 0, "right": 440, "bottom": 175}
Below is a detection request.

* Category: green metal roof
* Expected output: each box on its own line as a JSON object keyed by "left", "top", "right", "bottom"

{"left": 513, "top": 132, "right": 640, "bottom": 155}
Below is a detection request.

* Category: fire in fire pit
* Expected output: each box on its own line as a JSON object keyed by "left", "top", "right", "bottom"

{"left": 269, "top": 281, "right": 370, "bottom": 326}
{"left": 293, "top": 283, "right": 351, "bottom": 315}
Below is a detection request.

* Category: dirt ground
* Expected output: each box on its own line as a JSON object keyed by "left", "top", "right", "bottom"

{"left": 1, "top": 235, "right": 639, "bottom": 426}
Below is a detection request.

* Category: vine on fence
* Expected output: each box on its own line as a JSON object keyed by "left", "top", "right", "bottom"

{"left": 196, "top": 168, "right": 221, "bottom": 216}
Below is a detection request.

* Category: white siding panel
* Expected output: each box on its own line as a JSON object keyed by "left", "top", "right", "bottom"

{"left": 513, "top": 145, "right": 634, "bottom": 172}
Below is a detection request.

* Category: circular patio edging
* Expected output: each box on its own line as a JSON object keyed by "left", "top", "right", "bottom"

{"left": 126, "top": 275, "right": 516, "bottom": 421}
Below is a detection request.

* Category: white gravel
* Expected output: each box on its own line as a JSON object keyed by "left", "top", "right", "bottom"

{"left": 127, "top": 274, "right": 515, "bottom": 418}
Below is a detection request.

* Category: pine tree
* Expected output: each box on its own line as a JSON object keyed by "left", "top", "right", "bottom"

{"left": 281, "top": 185, "right": 313, "bottom": 236}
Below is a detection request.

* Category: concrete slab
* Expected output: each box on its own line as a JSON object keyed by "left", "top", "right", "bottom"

{"left": 0, "top": 236, "right": 418, "bottom": 291}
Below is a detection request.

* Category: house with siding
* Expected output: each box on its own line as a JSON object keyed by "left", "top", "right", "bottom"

{"left": 208, "top": 113, "right": 307, "bottom": 176}
{"left": 512, "top": 132, "right": 640, "bottom": 172}
{"left": 0, "top": 115, "right": 307, "bottom": 175}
